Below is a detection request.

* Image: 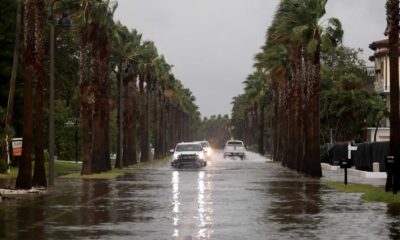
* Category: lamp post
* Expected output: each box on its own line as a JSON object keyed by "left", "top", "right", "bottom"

{"left": 49, "top": 0, "right": 71, "bottom": 185}
{"left": 65, "top": 120, "right": 79, "bottom": 163}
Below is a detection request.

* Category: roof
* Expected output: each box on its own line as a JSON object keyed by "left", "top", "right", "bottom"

{"left": 369, "top": 47, "right": 400, "bottom": 61}
{"left": 369, "top": 38, "right": 400, "bottom": 50}
{"left": 177, "top": 142, "right": 201, "bottom": 145}
{"left": 369, "top": 39, "right": 389, "bottom": 50}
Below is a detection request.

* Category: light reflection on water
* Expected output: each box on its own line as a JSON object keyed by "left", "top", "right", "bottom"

{"left": 172, "top": 171, "right": 180, "bottom": 238}
{"left": 196, "top": 171, "right": 214, "bottom": 239}
{"left": 171, "top": 170, "right": 214, "bottom": 240}
{"left": 3, "top": 151, "right": 400, "bottom": 239}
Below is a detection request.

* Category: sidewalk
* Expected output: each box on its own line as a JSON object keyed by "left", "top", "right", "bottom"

{"left": 321, "top": 163, "right": 387, "bottom": 187}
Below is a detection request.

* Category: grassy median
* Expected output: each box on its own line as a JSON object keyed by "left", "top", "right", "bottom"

{"left": 325, "top": 181, "right": 400, "bottom": 204}
{"left": 59, "top": 162, "right": 147, "bottom": 180}
{"left": 0, "top": 157, "right": 170, "bottom": 180}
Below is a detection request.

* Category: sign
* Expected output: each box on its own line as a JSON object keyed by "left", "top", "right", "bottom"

{"left": 12, "top": 138, "right": 22, "bottom": 157}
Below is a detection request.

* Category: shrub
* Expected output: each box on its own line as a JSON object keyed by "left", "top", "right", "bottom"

{"left": 0, "top": 160, "right": 8, "bottom": 173}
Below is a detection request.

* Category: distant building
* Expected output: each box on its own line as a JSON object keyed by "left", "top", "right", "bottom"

{"left": 367, "top": 38, "right": 398, "bottom": 142}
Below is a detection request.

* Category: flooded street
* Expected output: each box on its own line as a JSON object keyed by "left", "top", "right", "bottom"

{"left": 1, "top": 151, "right": 400, "bottom": 239}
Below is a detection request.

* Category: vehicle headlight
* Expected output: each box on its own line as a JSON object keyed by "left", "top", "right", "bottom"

{"left": 207, "top": 148, "right": 212, "bottom": 156}
{"left": 173, "top": 153, "right": 179, "bottom": 160}
{"left": 198, "top": 152, "right": 205, "bottom": 159}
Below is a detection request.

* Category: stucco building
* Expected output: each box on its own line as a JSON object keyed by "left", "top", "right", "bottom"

{"left": 367, "top": 39, "right": 398, "bottom": 142}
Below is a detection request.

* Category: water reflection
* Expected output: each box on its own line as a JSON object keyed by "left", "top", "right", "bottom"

{"left": 387, "top": 204, "right": 400, "bottom": 239}
{"left": 267, "top": 177, "right": 322, "bottom": 237}
{"left": 172, "top": 171, "right": 180, "bottom": 238}
{"left": 196, "top": 171, "right": 214, "bottom": 239}
{"left": 171, "top": 170, "right": 214, "bottom": 239}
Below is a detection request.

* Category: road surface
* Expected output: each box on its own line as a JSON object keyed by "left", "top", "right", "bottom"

{"left": 1, "top": 151, "right": 400, "bottom": 239}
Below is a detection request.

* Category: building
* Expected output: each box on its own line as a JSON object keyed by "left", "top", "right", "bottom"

{"left": 367, "top": 38, "right": 398, "bottom": 142}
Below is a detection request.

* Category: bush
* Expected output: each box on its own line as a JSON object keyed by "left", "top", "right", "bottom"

{"left": 0, "top": 160, "right": 8, "bottom": 173}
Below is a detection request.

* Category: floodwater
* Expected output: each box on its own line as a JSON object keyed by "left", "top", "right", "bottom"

{"left": 1, "top": 151, "right": 400, "bottom": 239}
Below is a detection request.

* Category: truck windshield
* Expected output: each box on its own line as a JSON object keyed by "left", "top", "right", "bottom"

{"left": 227, "top": 141, "right": 243, "bottom": 146}
{"left": 200, "top": 142, "right": 210, "bottom": 148}
{"left": 176, "top": 144, "right": 202, "bottom": 152}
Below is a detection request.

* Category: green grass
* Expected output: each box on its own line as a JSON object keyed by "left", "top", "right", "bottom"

{"left": 0, "top": 167, "right": 18, "bottom": 179}
{"left": 60, "top": 157, "right": 171, "bottom": 180}
{"left": 54, "top": 161, "right": 82, "bottom": 176}
{"left": 0, "top": 161, "right": 81, "bottom": 179}
{"left": 325, "top": 181, "right": 400, "bottom": 204}
{"left": 0, "top": 157, "right": 170, "bottom": 180}
{"left": 59, "top": 162, "right": 147, "bottom": 180}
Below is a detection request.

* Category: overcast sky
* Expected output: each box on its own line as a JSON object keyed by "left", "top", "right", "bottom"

{"left": 114, "top": 0, "right": 386, "bottom": 118}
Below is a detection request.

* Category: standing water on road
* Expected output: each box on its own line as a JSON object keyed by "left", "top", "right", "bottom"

{"left": 1, "top": 151, "right": 400, "bottom": 239}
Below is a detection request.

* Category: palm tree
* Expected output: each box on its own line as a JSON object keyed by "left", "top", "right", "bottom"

{"left": 16, "top": 0, "right": 35, "bottom": 189}
{"left": 88, "top": 0, "right": 116, "bottom": 173}
{"left": 5, "top": 0, "right": 22, "bottom": 128}
{"left": 110, "top": 24, "right": 142, "bottom": 167}
{"left": 3, "top": 0, "right": 22, "bottom": 169}
{"left": 75, "top": 1, "right": 92, "bottom": 175}
{"left": 243, "top": 70, "right": 268, "bottom": 155}
{"left": 123, "top": 32, "right": 142, "bottom": 167}
{"left": 32, "top": 0, "right": 47, "bottom": 187}
{"left": 153, "top": 56, "right": 172, "bottom": 159}
{"left": 267, "top": 0, "right": 343, "bottom": 177}
{"left": 138, "top": 41, "right": 158, "bottom": 162}
{"left": 386, "top": 0, "right": 400, "bottom": 190}
{"left": 297, "top": 1, "right": 342, "bottom": 177}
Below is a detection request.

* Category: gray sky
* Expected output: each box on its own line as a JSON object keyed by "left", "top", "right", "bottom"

{"left": 114, "top": 0, "right": 386, "bottom": 118}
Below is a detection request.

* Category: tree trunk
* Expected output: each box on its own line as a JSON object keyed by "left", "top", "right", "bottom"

{"left": 305, "top": 35, "right": 322, "bottom": 178}
{"left": 115, "top": 63, "right": 123, "bottom": 169}
{"left": 154, "top": 91, "right": 161, "bottom": 159}
{"left": 258, "top": 102, "right": 265, "bottom": 155}
{"left": 292, "top": 46, "right": 303, "bottom": 173}
{"left": 91, "top": 23, "right": 106, "bottom": 173}
{"left": 100, "top": 28, "right": 111, "bottom": 171}
{"left": 272, "top": 82, "right": 279, "bottom": 161}
{"left": 5, "top": 0, "right": 22, "bottom": 128}
{"left": 139, "top": 74, "right": 149, "bottom": 162}
{"left": 16, "top": 0, "right": 35, "bottom": 189}
{"left": 80, "top": 28, "right": 92, "bottom": 175}
{"left": 387, "top": 0, "right": 400, "bottom": 189}
{"left": 32, "top": 0, "right": 47, "bottom": 187}
{"left": 123, "top": 69, "right": 138, "bottom": 166}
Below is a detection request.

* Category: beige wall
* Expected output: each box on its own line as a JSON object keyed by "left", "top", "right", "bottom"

{"left": 367, "top": 127, "right": 390, "bottom": 142}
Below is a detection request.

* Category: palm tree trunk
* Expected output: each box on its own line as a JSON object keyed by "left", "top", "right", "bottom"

{"left": 305, "top": 35, "right": 322, "bottom": 178}
{"left": 153, "top": 91, "right": 161, "bottom": 159}
{"left": 91, "top": 24, "right": 106, "bottom": 173}
{"left": 124, "top": 70, "right": 138, "bottom": 166}
{"left": 5, "top": 0, "right": 22, "bottom": 128}
{"left": 272, "top": 82, "right": 279, "bottom": 161}
{"left": 115, "top": 63, "right": 123, "bottom": 169}
{"left": 291, "top": 46, "right": 303, "bottom": 172}
{"left": 80, "top": 28, "right": 92, "bottom": 175}
{"left": 387, "top": 0, "right": 400, "bottom": 189}
{"left": 101, "top": 29, "right": 111, "bottom": 171}
{"left": 32, "top": 0, "right": 47, "bottom": 187}
{"left": 258, "top": 101, "right": 265, "bottom": 155}
{"left": 139, "top": 75, "right": 149, "bottom": 162}
{"left": 16, "top": 0, "right": 35, "bottom": 189}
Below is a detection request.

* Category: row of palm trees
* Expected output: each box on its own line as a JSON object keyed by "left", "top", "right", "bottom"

{"left": 14, "top": 0, "right": 200, "bottom": 189}
{"left": 233, "top": 0, "right": 343, "bottom": 177}
{"left": 231, "top": 70, "right": 271, "bottom": 155}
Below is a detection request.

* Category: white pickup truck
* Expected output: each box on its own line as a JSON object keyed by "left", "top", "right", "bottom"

{"left": 223, "top": 140, "right": 246, "bottom": 160}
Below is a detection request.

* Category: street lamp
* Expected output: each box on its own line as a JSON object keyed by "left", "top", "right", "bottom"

{"left": 49, "top": 0, "right": 71, "bottom": 186}
{"left": 65, "top": 119, "right": 79, "bottom": 163}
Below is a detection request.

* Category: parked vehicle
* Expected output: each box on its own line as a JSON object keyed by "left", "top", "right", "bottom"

{"left": 171, "top": 142, "right": 207, "bottom": 168}
{"left": 194, "top": 140, "right": 213, "bottom": 160}
{"left": 223, "top": 140, "right": 246, "bottom": 160}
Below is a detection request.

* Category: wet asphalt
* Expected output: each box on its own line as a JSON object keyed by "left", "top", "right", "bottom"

{"left": 1, "top": 150, "right": 400, "bottom": 240}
